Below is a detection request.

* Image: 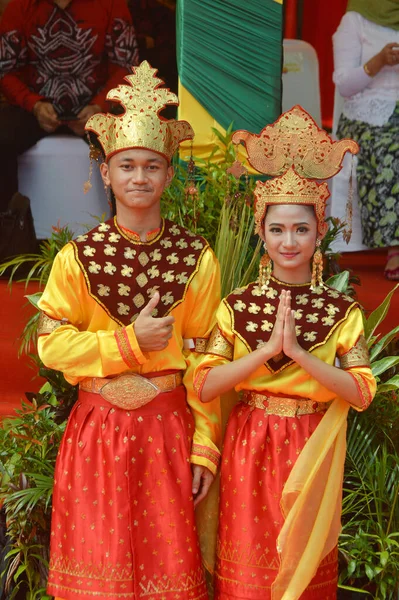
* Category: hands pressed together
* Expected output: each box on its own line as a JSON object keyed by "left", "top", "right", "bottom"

{"left": 262, "top": 289, "right": 303, "bottom": 362}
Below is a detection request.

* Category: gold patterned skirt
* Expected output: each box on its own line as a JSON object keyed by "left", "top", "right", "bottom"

{"left": 47, "top": 387, "right": 207, "bottom": 600}
{"left": 215, "top": 398, "right": 338, "bottom": 600}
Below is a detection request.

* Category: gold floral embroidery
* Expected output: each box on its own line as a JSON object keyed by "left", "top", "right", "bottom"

{"left": 296, "top": 293, "right": 309, "bottom": 305}
{"left": 98, "top": 284, "right": 111, "bottom": 296}
{"left": 261, "top": 320, "right": 273, "bottom": 332}
{"left": 234, "top": 300, "right": 246, "bottom": 312}
{"left": 306, "top": 313, "right": 319, "bottom": 323}
{"left": 191, "top": 444, "right": 220, "bottom": 467}
{"left": 37, "top": 312, "right": 69, "bottom": 335}
{"left": 166, "top": 252, "right": 179, "bottom": 265}
{"left": 83, "top": 245, "right": 96, "bottom": 257}
{"left": 88, "top": 261, "right": 101, "bottom": 274}
{"left": 304, "top": 331, "right": 317, "bottom": 342}
{"left": 118, "top": 283, "right": 131, "bottom": 296}
{"left": 117, "top": 303, "right": 130, "bottom": 316}
{"left": 263, "top": 303, "right": 275, "bottom": 315}
{"left": 206, "top": 326, "right": 234, "bottom": 360}
{"left": 339, "top": 335, "right": 370, "bottom": 369}
{"left": 104, "top": 244, "right": 116, "bottom": 256}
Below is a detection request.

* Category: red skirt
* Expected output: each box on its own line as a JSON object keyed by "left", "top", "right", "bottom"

{"left": 215, "top": 401, "right": 338, "bottom": 600}
{"left": 47, "top": 387, "right": 207, "bottom": 600}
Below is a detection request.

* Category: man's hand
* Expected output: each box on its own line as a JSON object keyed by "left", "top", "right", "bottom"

{"left": 33, "top": 101, "right": 60, "bottom": 133}
{"left": 67, "top": 104, "right": 101, "bottom": 137}
{"left": 134, "top": 292, "right": 175, "bottom": 352}
{"left": 192, "top": 465, "right": 214, "bottom": 507}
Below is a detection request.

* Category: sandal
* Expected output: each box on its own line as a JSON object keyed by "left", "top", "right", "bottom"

{"left": 384, "top": 249, "right": 399, "bottom": 281}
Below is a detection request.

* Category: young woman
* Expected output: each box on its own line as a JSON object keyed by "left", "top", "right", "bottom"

{"left": 195, "top": 107, "right": 377, "bottom": 600}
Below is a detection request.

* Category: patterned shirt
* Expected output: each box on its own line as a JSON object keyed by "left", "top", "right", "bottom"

{"left": 0, "top": 0, "right": 139, "bottom": 115}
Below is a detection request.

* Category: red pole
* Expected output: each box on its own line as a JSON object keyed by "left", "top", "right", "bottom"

{"left": 284, "top": 0, "right": 298, "bottom": 39}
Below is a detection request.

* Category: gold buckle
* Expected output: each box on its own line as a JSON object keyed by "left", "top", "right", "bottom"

{"left": 100, "top": 373, "right": 160, "bottom": 410}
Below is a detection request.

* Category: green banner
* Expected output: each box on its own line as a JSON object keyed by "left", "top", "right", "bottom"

{"left": 177, "top": 0, "right": 283, "bottom": 132}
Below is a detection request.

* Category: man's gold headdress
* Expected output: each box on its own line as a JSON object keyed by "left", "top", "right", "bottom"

{"left": 232, "top": 105, "right": 359, "bottom": 237}
{"left": 85, "top": 61, "right": 194, "bottom": 162}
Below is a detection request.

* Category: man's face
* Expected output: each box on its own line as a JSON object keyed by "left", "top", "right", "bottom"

{"left": 101, "top": 148, "right": 173, "bottom": 214}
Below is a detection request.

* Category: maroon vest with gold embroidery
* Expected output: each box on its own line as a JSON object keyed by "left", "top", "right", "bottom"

{"left": 71, "top": 218, "right": 209, "bottom": 326}
{"left": 225, "top": 277, "right": 358, "bottom": 373}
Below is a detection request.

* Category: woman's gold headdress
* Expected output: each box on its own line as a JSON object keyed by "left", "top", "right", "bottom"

{"left": 85, "top": 61, "right": 194, "bottom": 163}
{"left": 232, "top": 105, "right": 359, "bottom": 237}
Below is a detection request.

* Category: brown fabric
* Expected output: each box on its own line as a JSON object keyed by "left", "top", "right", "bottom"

{"left": 224, "top": 277, "right": 358, "bottom": 373}
{"left": 72, "top": 217, "right": 210, "bottom": 326}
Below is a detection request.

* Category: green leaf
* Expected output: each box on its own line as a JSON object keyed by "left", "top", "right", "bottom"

{"left": 377, "top": 374, "right": 399, "bottom": 392}
{"left": 347, "top": 559, "right": 357, "bottom": 576}
{"left": 365, "top": 563, "right": 374, "bottom": 580}
{"left": 13, "top": 564, "right": 27, "bottom": 582}
{"left": 371, "top": 356, "right": 399, "bottom": 378}
{"left": 379, "top": 550, "right": 389, "bottom": 567}
{"left": 369, "top": 325, "right": 399, "bottom": 361}
{"left": 326, "top": 270, "right": 350, "bottom": 293}
{"left": 365, "top": 284, "right": 399, "bottom": 343}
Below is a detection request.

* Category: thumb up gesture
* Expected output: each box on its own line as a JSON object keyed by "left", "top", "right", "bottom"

{"left": 133, "top": 292, "right": 175, "bottom": 352}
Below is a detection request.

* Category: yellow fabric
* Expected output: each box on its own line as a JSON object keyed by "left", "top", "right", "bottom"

{"left": 178, "top": 82, "right": 258, "bottom": 174}
{"left": 197, "top": 301, "right": 375, "bottom": 407}
{"left": 38, "top": 239, "right": 222, "bottom": 475}
{"left": 195, "top": 299, "right": 376, "bottom": 593}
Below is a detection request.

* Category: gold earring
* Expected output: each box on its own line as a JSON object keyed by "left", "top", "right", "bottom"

{"left": 311, "top": 239, "right": 324, "bottom": 291}
{"left": 258, "top": 243, "right": 272, "bottom": 293}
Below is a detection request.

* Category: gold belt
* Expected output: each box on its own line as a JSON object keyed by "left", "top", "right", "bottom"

{"left": 243, "top": 391, "right": 330, "bottom": 417}
{"left": 79, "top": 372, "right": 183, "bottom": 411}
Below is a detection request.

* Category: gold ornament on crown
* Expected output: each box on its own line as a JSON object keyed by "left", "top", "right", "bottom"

{"left": 253, "top": 167, "right": 330, "bottom": 236}
{"left": 231, "top": 105, "right": 359, "bottom": 242}
{"left": 231, "top": 104, "right": 358, "bottom": 179}
{"left": 85, "top": 61, "right": 194, "bottom": 162}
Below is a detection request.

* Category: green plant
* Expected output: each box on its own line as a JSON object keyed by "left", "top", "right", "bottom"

{"left": 335, "top": 282, "right": 399, "bottom": 599}
{"left": 0, "top": 376, "right": 76, "bottom": 599}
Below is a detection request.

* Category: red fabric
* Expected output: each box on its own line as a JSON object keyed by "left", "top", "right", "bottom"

{"left": 301, "top": 0, "right": 347, "bottom": 128}
{"left": 214, "top": 401, "right": 338, "bottom": 599}
{"left": 0, "top": 0, "right": 138, "bottom": 114}
{"left": 47, "top": 387, "right": 207, "bottom": 599}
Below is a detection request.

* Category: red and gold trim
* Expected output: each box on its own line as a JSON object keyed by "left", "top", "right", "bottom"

{"left": 348, "top": 371, "right": 374, "bottom": 411}
{"left": 114, "top": 328, "right": 141, "bottom": 368}
{"left": 191, "top": 443, "right": 220, "bottom": 469}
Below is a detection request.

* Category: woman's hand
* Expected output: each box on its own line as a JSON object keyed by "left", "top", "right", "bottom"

{"left": 260, "top": 289, "right": 288, "bottom": 359}
{"left": 365, "top": 43, "right": 399, "bottom": 76}
{"left": 282, "top": 294, "right": 303, "bottom": 361}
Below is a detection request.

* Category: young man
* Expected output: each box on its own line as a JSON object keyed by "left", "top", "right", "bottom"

{"left": 37, "top": 61, "right": 221, "bottom": 600}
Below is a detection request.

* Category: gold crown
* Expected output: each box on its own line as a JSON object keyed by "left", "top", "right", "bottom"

{"left": 232, "top": 105, "right": 358, "bottom": 178}
{"left": 254, "top": 168, "right": 330, "bottom": 236}
{"left": 85, "top": 61, "right": 194, "bottom": 161}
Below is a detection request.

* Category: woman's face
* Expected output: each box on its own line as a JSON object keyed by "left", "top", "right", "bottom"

{"left": 263, "top": 204, "right": 319, "bottom": 283}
